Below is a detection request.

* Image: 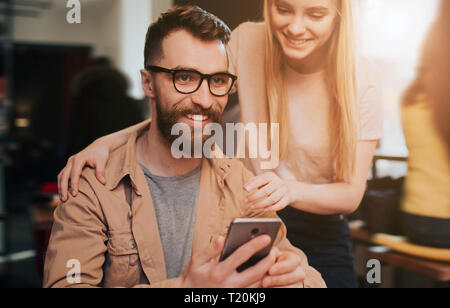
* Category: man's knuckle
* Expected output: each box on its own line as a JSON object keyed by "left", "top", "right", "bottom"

{"left": 299, "top": 267, "right": 306, "bottom": 278}
{"left": 210, "top": 268, "right": 224, "bottom": 282}
{"left": 296, "top": 267, "right": 306, "bottom": 281}
{"left": 223, "top": 280, "right": 236, "bottom": 288}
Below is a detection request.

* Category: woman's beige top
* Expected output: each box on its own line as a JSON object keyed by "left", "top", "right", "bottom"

{"left": 229, "top": 22, "right": 384, "bottom": 184}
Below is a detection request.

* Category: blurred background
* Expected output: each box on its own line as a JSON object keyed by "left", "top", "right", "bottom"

{"left": 0, "top": 0, "right": 448, "bottom": 288}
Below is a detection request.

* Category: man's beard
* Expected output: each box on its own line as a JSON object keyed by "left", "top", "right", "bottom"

{"left": 154, "top": 96, "right": 223, "bottom": 153}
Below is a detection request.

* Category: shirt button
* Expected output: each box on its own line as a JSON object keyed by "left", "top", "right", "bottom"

{"left": 129, "top": 240, "right": 136, "bottom": 249}
{"left": 128, "top": 211, "right": 133, "bottom": 219}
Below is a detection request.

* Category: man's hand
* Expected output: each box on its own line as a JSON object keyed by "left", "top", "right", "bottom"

{"left": 262, "top": 249, "right": 306, "bottom": 288}
{"left": 181, "top": 235, "right": 277, "bottom": 288}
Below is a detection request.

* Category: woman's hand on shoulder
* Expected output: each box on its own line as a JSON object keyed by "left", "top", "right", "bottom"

{"left": 58, "top": 141, "right": 110, "bottom": 202}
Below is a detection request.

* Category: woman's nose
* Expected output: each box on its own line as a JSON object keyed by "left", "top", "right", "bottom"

{"left": 287, "top": 17, "right": 307, "bottom": 37}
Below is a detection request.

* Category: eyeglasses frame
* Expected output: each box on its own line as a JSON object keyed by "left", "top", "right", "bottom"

{"left": 146, "top": 65, "right": 238, "bottom": 97}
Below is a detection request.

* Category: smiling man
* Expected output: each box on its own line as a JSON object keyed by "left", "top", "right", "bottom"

{"left": 43, "top": 6, "right": 325, "bottom": 288}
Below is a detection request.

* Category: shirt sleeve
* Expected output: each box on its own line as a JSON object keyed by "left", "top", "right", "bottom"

{"left": 357, "top": 58, "right": 385, "bottom": 141}
{"left": 43, "top": 175, "right": 108, "bottom": 288}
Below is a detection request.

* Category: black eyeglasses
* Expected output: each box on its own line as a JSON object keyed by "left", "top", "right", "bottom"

{"left": 146, "top": 65, "right": 237, "bottom": 97}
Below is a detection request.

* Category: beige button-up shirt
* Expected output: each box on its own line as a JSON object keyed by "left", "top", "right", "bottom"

{"left": 43, "top": 126, "right": 325, "bottom": 288}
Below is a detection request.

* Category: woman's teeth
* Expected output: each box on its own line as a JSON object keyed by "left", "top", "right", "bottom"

{"left": 285, "top": 35, "right": 312, "bottom": 46}
{"left": 291, "top": 39, "right": 307, "bottom": 44}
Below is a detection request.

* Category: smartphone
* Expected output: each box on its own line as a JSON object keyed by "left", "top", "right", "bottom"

{"left": 219, "top": 218, "right": 282, "bottom": 272}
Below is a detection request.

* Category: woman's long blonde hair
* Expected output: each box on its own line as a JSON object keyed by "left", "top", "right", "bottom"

{"left": 264, "top": 0, "right": 358, "bottom": 181}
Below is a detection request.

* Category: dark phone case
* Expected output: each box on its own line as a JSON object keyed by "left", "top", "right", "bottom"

{"left": 219, "top": 218, "right": 282, "bottom": 272}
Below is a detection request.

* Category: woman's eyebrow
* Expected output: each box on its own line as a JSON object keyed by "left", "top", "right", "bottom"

{"left": 275, "top": 0, "right": 292, "bottom": 8}
{"left": 305, "top": 6, "right": 331, "bottom": 12}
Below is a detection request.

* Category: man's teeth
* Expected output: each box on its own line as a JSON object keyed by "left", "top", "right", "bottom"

{"left": 187, "top": 114, "right": 209, "bottom": 121}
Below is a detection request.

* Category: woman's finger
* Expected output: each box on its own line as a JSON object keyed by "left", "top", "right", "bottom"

{"left": 250, "top": 188, "right": 285, "bottom": 210}
{"left": 264, "top": 195, "right": 290, "bottom": 212}
{"left": 244, "top": 173, "right": 273, "bottom": 192}
{"left": 59, "top": 166, "right": 71, "bottom": 202}
{"left": 95, "top": 160, "right": 107, "bottom": 185}
{"left": 69, "top": 157, "right": 87, "bottom": 197}
{"left": 57, "top": 171, "right": 63, "bottom": 199}
{"left": 246, "top": 181, "right": 277, "bottom": 203}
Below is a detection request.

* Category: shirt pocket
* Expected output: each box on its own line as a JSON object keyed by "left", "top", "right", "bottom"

{"left": 103, "top": 230, "right": 141, "bottom": 288}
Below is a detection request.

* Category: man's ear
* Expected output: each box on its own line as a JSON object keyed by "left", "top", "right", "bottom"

{"left": 141, "top": 69, "right": 156, "bottom": 99}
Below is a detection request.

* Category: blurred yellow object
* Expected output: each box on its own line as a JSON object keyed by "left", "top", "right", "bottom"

{"left": 50, "top": 195, "right": 61, "bottom": 208}
{"left": 401, "top": 94, "right": 450, "bottom": 219}
{"left": 372, "top": 233, "right": 450, "bottom": 262}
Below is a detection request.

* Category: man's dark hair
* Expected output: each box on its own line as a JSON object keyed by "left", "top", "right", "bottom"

{"left": 144, "top": 5, "right": 231, "bottom": 66}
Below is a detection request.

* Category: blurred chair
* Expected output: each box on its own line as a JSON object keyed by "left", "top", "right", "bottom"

{"left": 30, "top": 183, "right": 59, "bottom": 279}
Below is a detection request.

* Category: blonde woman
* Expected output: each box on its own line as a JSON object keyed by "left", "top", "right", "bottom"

{"left": 58, "top": 0, "right": 383, "bottom": 288}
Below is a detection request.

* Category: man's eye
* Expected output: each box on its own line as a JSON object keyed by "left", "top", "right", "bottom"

{"left": 212, "top": 76, "right": 227, "bottom": 85}
{"left": 176, "top": 74, "right": 192, "bottom": 82}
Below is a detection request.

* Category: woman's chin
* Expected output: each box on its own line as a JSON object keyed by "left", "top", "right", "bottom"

{"left": 282, "top": 47, "right": 312, "bottom": 64}
{"left": 279, "top": 43, "right": 314, "bottom": 63}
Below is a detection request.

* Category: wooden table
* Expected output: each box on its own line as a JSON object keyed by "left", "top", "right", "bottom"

{"left": 351, "top": 227, "right": 450, "bottom": 282}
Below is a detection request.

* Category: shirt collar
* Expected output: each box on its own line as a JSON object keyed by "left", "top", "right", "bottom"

{"left": 104, "top": 128, "right": 143, "bottom": 194}
{"left": 104, "top": 123, "right": 233, "bottom": 192}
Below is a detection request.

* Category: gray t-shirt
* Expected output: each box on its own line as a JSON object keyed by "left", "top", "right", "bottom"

{"left": 140, "top": 164, "right": 201, "bottom": 279}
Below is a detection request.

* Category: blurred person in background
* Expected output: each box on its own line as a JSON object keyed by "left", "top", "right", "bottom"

{"left": 57, "top": 0, "right": 384, "bottom": 288}
{"left": 67, "top": 58, "right": 144, "bottom": 157}
{"left": 401, "top": 0, "right": 450, "bottom": 249}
